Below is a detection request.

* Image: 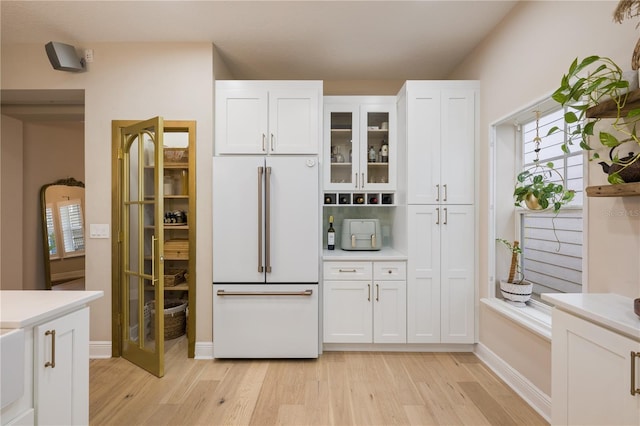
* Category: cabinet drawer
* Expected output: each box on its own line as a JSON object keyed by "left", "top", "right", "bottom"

{"left": 373, "top": 262, "right": 406, "bottom": 280}
{"left": 323, "top": 261, "right": 372, "bottom": 280}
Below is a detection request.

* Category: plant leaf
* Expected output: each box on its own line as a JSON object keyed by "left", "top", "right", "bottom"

{"left": 599, "top": 132, "right": 620, "bottom": 147}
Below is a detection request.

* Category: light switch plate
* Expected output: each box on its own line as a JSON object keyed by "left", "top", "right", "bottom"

{"left": 89, "top": 223, "right": 110, "bottom": 238}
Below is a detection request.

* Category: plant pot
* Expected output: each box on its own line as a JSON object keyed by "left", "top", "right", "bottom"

{"left": 500, "top": 280, "right": 533, "bottom": 307}
{"left": 524, "top": 193, "right": 544, "bottom": 210}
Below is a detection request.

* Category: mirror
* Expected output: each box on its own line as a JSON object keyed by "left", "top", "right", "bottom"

{"left": 40, "top": 177, "right": 85, "bottom": 290}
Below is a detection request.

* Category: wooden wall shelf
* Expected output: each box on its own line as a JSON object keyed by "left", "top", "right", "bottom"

{"left": 585, "top": 182, "right": 640, "bottom": 197}
{"left": 586, "top": 88, "right": 640, "bottom": 119}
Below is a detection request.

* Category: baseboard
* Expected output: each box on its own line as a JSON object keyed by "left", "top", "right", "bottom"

{"left": 474, "top": 342, "right": 551, "bottom": 422}
{"left": 90, "top": 341, "right": 112, "bottom": 359}
{"left": 323, "top": 343, "right": 475, "bottom": 352}
{"left": 195, "top": 341, "right": 214, "bottom": 359}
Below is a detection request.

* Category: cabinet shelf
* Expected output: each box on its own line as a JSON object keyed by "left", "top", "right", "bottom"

{"left": 586, "top": 88, "right": 640, "bottom": 118}
{"left": 585, "top": 182, "right": 640, "bottom": 197}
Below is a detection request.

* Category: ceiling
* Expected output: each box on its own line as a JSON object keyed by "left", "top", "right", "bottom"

{"left": 0, "top": 0, "right": 518, "bottom": 121}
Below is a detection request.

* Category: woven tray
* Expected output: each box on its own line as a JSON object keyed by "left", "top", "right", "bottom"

{"left": 164, "top": 268, "right": 186, "bottom": 287}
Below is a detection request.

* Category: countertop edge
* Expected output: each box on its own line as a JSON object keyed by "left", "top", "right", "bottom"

{"left": 322, "top": 247, "right": 407, "bottom": 261}
{"left": 0, "top": 290, "right": 104, "bottom": 329}
{"left": 542, "top": 292, "right": 640, "bottom": 341}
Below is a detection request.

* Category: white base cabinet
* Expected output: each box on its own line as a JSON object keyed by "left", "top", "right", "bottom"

{"left": 34, "top": 308, "right": 89, "bottom": 426}
{"left": 323, "top": 261, "right": 406, "bottom": 344}
{"left": 543, "top": 294, "right": 640, "bottom": 426}
{"left": 0, "top": 291, "right": 100, "bottom": 426}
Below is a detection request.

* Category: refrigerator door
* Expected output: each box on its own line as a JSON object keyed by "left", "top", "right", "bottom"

{"left": 212, "top": 156, "right": 266, "bottom": 283}
{"left": 265, "top": 156, "right": 319, "bottom": 283}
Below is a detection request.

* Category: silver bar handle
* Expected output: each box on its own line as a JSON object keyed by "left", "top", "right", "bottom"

{"left": 257, "top": 167, "right": 264, "bottom": 272}
{"left": 367, "top": 284, "right": 371, "bottom": 302}
{"left": 436, "top": 207, "right": 440, "bottom": 225}
{"left": 261, "top": 133, "right": 266, "bottom": 152}
{"left": 444, "top": 207, "right": 448, "bottom": 225}
{"left": 436, "top": 184, "right": 440, "bottom": 201}
{"left": 44, "top": 330, "right": 56, "bottom": 368}
{"left": 265, "top": 166, "right": 272, "bottom": 273}
{"left": 376, "top": 283, "right": 379, "bottom": 301}
{"left": 217, "top": 289, "right": 313, "bottom": 297}
{"left": 355, "top": 173, "right": 358, "bottom": 189}
{"left": 339, "top": 269, "right": 357, "bottom": 273}
{"left": 443, "top": 184, "right": 448, "bottom": 202}
{"left": 270, "top": 133, "right": 275, "bottom": 151}
{"left": 361, "top": 173, "right": 365, "bottom": 188}
{"left": 632, "top": 351, "right": 640, "bottom": 396}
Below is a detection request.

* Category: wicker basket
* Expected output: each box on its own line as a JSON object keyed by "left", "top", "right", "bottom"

{"left": 147, "top": 299, "right": 187, "bottom": 340}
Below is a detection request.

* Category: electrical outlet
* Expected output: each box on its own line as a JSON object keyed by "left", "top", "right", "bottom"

{"left": 84, "top": 49, "right": 94, "bottom": 63}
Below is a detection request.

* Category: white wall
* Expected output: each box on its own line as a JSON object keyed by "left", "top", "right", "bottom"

{"left": 450, "top": 0, "right": 640, "bottom": 398}
{"left": 1, "top": 42, "right": 214, "bottom": 345}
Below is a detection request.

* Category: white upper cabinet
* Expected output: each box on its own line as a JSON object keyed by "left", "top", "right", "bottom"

{"left": 323, "top": 97, "right": 397, "bottom": 191}
{"left": 404, "top": 82, "right": 478, "bottom": 205}
{"left": 215, "top": 81, "right": 322, "bottom": 155}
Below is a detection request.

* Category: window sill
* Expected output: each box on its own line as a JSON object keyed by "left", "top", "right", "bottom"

{"left": 481, "top": 298, "right": 552, "bottom": 342}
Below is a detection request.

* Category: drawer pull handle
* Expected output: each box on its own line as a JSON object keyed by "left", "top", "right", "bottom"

{"left": 632, "top": 351, "right": 640, "bottom": 396}
{"left": 45, "top": 329, "right": 56, "bottom": 368}
{"left": 338, "top": 269, "right": 357, "bottom": 273}
{"left": 376, "top": 283, "right": 379, "bottom": 301}
{"left": 367, "top": 284, "right": 371, "bottom": 302}
{"left": 217, "top": 289, "right": 313, "bottom": 297}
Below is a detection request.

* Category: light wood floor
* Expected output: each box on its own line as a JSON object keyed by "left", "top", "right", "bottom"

{"left": 90, "top": 337, "right": 548, "bottom": 425}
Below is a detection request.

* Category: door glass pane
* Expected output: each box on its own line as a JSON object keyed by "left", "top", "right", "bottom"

{"left": 128, "top": 274, "right": 140, "bottom": 341}
{"left": 144, "top": 291, "right": 155, "bottom": 350}
{"left": 129, "top": 136, "right": 140, "bottom": 202}
{"left": 367, "top": 112, "right": 389, "bottom": 184}
{"left": 330, "top": 112, "right": 353, "bottom": 184}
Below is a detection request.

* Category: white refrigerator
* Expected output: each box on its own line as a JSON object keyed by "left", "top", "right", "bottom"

{"left": 212, "top": 156, "right": 319, "bottom": 358}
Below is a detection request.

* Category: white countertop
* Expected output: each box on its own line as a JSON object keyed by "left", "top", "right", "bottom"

{"left": 323, "top": 247, "right": 407, "bottom": 261}
{"left": 542, "top": 293, "right": 640, "bottom": 341}
{"left": 0, "top": 290, "right": 103, "bottom": 328}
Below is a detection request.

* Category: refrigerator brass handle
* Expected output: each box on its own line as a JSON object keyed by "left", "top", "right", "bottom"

{"left": 270, "top": 133, "right": 275, "bottom": 151}
{"left": 444, "top": 207, "right": 448, "bottom": 225}
{"left": 217, "top": 289, "right": 313, "bottom": 296}
{"left": 367, "top": 284, "right": 371, "bottom": 302}
{"left": 632, "top": 351, "right": 640, "bottom": 396}
{"left": 436, "top": 207, "right": 440, "bottom": 225}
{"left": 257, "top": 167, "right": 264, "bottom": 273}
{"left": 376, "top": 283, "right": 379, "bottom": 302}
{"left": 265, "top": 166, "right": 272, "bottom": 273}
{"left": 443, "top": 184, "right": 448, "bottom": 202}
{"left": 436, "top": 184, "right": 440, "bottom": 201}
{"left": 44, "top": 329, "right": 56, "bottom": 368}
{"left": 261, "top": 133, "right": 266, "bottom": 152}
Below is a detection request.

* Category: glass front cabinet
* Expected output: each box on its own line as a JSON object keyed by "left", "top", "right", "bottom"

{"left": 323, "top": 97, "right": 397, "bottom": 201}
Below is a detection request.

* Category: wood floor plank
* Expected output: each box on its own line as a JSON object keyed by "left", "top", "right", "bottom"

{"left": 89, "top": 337, "right": 549, "bottom": 426}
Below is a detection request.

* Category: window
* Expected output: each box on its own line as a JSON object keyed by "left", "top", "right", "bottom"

{"left": 518, "top": 108, "right": 583, "bottom": 301}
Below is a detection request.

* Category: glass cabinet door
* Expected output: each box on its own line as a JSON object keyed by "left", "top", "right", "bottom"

{"left": 362, "top": 106, "right": 391, "bottom": 189}
{"left": 325, "top": 104, "right": 360, "bottom": 190}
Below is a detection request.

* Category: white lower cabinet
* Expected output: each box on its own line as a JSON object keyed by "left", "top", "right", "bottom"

{"left": 550, "top": 307, "right": 640, "bottom": 426}
{"left": 34, "top": 307, "right": 89, "bottom": 426}
{"left": 323, "top": 261, "right": 406, "bottom": 344}
{"left": 407, "top": 204, "right": 475, "bottom": 344}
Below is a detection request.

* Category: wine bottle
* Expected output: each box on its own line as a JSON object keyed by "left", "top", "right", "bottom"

{"left": 327, "top": 216, "right": 336, "bottom": 250}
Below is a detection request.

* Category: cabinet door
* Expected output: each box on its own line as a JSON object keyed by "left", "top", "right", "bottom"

{"left": 215, "top": 87, "right": 268, "bottom": 154}
{"left": 407, "top": 89, "right": 441, "bottom": 204}
{"left": 324, "top": 103, "right": 360, "bottom": 190}
{"left": 552, "top": 309, "right": 640, "bottom": 426}
{"left": 35, "top": 308, "right": 89, "bottom": 426}
{"left": 407, "top": 205, "right": 441, "bottom": 343}
{"left": 373, "top": 281, "right": 406, "bottom": 343}
{"left": 440, "top": 89, "right": 476, "bottom": 205}
{"left": 269, "top": 88, "right": 319, "bottom": 154}
{"left": 323, "top": 280, "right": 373, "bottom": 343}
{"left": 440, "top": 205, "right": 475, "bottom": 343}
{"left": 360, "top": 103, "right": 396, "bottom": 191}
